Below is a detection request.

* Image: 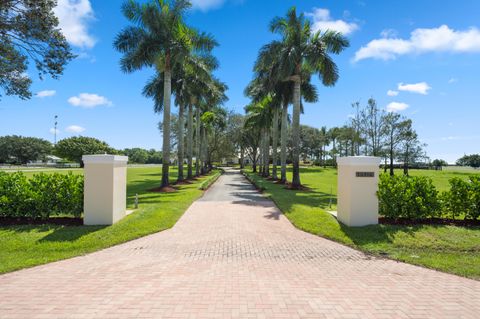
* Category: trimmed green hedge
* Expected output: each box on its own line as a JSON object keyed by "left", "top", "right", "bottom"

{"left": 0, "top": 172, "right": 83, "bottom": 219}
{"left": 198, "top": 170, "right": 222, "bottom": 190}
{"left": 378, "top": 174, "right": 480, "bottom": 220}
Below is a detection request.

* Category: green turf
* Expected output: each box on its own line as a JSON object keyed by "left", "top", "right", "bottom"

{"left": 245, "top": 167, "right": 480, "bottom": 279}
{"left": 0, "top": 166, "right": 218, "bottom": 274}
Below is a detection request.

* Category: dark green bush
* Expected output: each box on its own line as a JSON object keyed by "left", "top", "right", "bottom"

{"left": 378, "top": 174, "right": 440, "bottom": 219}
{"left": 442, "top": 176, "right": 480, "bottom": 220}
{"left": 0, "top": 172, "right": 83, "bottom": 219}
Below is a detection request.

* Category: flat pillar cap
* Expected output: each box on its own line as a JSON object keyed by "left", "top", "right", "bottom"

{"left": 337, "top": 156, "right": 381, "bottom": 166}
{"left": 82, "top": 154, "right": 128, "bottom": 164}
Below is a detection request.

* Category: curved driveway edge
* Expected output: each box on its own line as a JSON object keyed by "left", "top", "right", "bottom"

{"left": 0, "top": 168, "right": 479, "bottom": 318}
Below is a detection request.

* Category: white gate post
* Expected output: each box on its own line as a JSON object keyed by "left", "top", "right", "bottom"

{"left": 82, "top": 155, "right": 128, "bottom": 225}
{"left": 337, "top": 156, "right": 381, "bottom": 227}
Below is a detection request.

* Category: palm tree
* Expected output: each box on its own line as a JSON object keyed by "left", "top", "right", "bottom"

{"left": 114, "top": 0, "right": 217, "bottom": 188}
{"left": 245, "top": 96, "right": 274, "bottom": 177}
{"left": 263, "top": 7, "right": 349, "bottom": 188}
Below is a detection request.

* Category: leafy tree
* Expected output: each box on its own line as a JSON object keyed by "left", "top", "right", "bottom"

{"left": 261, "top": 7, "right": 349, "bottom": 188}
{"left": 55, "top": 136, "right": 116, "bottom": 166}
{"left": 432, "top": 159, "right": 448, "bottom": 169}
{"left": 358, "top": 98, "right": 387, "bottom": 156}
{"left": 456, "top": 154, "right": 480, "bottom": 168}
{"left": 0, "top": 135, "right": 52, "bottom": 164}
{"left": 396, "top": 121, "right": 426, "bottom": 175}
{"left": 123, "top": 148, "right": 150, "bottom": 164}
{"left": 114, "top": 0, "right": 217, "bottom": 187}
{"left": 384, "top": 113, "right": 410, "bottom": 176}
{"left": 0, "top": 0, "right": 75, "bottom": 99}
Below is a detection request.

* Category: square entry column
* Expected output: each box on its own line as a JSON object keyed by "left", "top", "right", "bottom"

{"left": 337, "top": 156, "right": 381, "bottom": 227}
{"left": 82, "top": 155, "right": 128, "bottom": 225}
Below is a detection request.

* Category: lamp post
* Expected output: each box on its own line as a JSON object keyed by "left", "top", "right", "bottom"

{"left": 54, "top": 115, "right": 58, "bottom": 145}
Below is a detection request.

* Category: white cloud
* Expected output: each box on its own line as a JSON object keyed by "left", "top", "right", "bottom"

{"left": 36, "top": 90, "right": 56, "bottom": 98}
{"left": 68, "top": 93, "right": 112, "bottom": 108}
{"left": 398, "top": 82, "right": 431, "bottom": 95}
{"left": 387, "top": 90, "right": 399, "bottom": 96}
{"left": 54, "top": 0, "right": 96, "bottom": 48}
{"left": 307, "top": 8, "right": 359, "bottom": 35}
{"left": 386, "top": 102, "right": 409, "bottom": 112}
{"left": 190, "top": 0, "right": 225, "bottom": 11}
{"left": 65, "top": 125, "right": 86, "bottom": 134}
{"left": 448, "top": 78, "right": 458, "bottom": 84}
{"left": 354, "top": 25, "right": 480, "bottom": 62}
{"left": 49, "top": 128, "right": 60, "bottom": 135}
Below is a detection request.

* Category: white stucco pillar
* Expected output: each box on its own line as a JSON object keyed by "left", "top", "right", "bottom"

{"left": 337, "top": 156, "right": 381, "bottom": 227}
{"left": 82, "top": 155, "right": 128, "bottom": 225}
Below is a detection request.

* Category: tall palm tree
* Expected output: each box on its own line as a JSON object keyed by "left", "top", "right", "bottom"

{"left": 114, "top": 0, "right": 217, "bottom": 188}
{"left": 263, "top": 7, "right": 349, "bottom": 188}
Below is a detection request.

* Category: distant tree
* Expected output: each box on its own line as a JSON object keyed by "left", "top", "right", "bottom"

{"left": 0, "top": 135, "right": 52, "bottom": 164}
{"left": 359, "top": 98, "right": 387, "bottom": 156}
{"left": 384, "top": 113, "right": 410, "bottom": 176}
{"left": 146, "top": 149, "right": 163, "bottom": 164}
{"left": 396, "top": 121, "right": 426, "bottom": 175}
{"left": 432, "top": 159, "right": 448, "bottom": 169}
{"left": 123, "top": 148, "right": 149, "bottom": 164}
{"left": 456, "top": 154, "right": 480, "bottom": 168}
{"left": 55, "top": 136, "right": 116, "bottom": 166}
{"left": 0, "top": 0, "right": 75, "bottom": 100}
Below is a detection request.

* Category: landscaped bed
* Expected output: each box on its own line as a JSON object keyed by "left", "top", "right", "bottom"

{"left": 0, "top": 166, "right": 220, "bottom": 274}
{"left": 243, "top": 167, "right": 480, "bottom": 280}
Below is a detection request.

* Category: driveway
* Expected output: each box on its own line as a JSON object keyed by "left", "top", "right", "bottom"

{"left": 0, "top": 168, "right": 479, "bottom": 318}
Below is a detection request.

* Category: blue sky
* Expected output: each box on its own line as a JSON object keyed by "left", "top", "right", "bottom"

{"left": 1, "top": 0, "right": 479, "bottom": 163}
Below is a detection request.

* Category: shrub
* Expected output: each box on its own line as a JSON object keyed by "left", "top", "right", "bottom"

{"left": 378, "top": 174, "right": 440, "bottom": 219}
{"left": 443, "top": 176, "right": 480, "bottom": 220}
{"left": 0, "top": 172, "right": 83, "bottom": 219}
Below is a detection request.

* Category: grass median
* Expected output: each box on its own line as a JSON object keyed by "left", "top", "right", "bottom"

{"left": 0, "top": 166, "right": 219, "bottom": 274}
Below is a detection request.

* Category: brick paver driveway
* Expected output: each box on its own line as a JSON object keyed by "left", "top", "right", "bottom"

{"left": 1, "top": 169, "right": 479, "bottom": 318}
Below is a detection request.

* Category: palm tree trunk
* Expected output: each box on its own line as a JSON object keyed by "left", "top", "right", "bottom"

{"left": 259, "top": 130, "right": 264, "bottom": 175}
{"left": 240, "top": 146, "right": 244, "bottom": 169}
{"left": 201, "top": 126, "right": 207, "bottom": 175}
{"left": 264, "top": 129, "right": 270, "bottom": 177}
{"left": 291, "top": 77, "right": 301, "bottom": 188}
{"left": 187, "top": 104, "right": 193, "bottom": 179}
{"left": 280, "top": 102, "right": 288, "bottom": 183}
{"left": 177, "top": 104, "right": 185, "bottom": 182}
{"left": 195, "top": 107, "right": 201, "bottom": 176}
{"left": 271, "top": 107, "right": 279, "bottom": 180}
{"left": 161, "top": 65, "right": 171, "bottom": 188}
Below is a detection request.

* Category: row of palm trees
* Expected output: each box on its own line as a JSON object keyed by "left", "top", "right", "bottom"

{"left": 244, "top": 7, "right": 349, "bottom": 188}
{"left": 114, "top": 0, "right": 227, "bottom": 187}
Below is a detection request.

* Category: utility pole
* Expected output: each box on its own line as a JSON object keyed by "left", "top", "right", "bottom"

{"left": 54, "top": 115, "right": 58, "bottom": 145}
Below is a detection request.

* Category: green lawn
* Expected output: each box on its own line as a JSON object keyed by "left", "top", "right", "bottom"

{"left": 244, "top": 167, "right": 480, "bottom": 279}
{"left": 0, "top": 166, "right": 218, "bottom": 274}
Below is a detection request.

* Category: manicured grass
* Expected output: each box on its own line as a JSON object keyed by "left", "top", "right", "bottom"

{"left": 245, "top": 167, "right": 480, "bottom": 279}
{"left": 0, "top": 166, "right": 218, "bottom": 274}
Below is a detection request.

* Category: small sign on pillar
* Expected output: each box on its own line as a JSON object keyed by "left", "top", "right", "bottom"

{"left": 82, "top": 155, "right": 128, "bottom": 225}
{"left": 337, "top": 156, "right": 381, "bottom": 227}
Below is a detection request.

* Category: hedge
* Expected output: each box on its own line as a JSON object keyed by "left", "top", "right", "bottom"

{"left": 378, "top": 174, "right": 480, "bottom": 220}
{"left": 0, "top": 172, "right": 83, "bottom": 219}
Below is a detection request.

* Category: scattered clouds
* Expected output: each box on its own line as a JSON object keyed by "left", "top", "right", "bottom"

{"left": 386, "top": 102, "right": 409, "bottom": 112}
{"left": 387, "top": 90, "right": 399, "bottom": 96}
{"left": 307, "top": 8, "right": 359, "bottom": 35}
{"left": 65, "top": 125, "right": 86, "bottom": 134}
{"left": 68, "top": 93, "right": 112, "bottom": 108}
{"left": 54, "top": 0, "right": 96, "bottom": 49}
{"left": 448, "top": 78, "right": 458, "bottom": 84}
{"left": 354, "top": 25, "right": 480, "bottom": 62}
{"left": 190, "top": 0, "right": 226, "bottom": 11}
{"left": 398, "top": 82, "right": 431, "bottom": 95}
{"left": 380, "top": 29, "right": 398, "bottom": 38}
{"left": 36, "top": 90, "right": 56, "bottom": 98}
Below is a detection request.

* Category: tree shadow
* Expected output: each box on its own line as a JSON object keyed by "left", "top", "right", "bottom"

{"left": 39, "top": 225, "right": 107, "bottom": 242}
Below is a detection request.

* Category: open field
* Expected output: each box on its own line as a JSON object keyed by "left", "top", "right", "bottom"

{"left": 0, "top": 166, "right": 219, "bottom": 274}
{"left": 245, "top": 167, "right": 480, "bottom": 279}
